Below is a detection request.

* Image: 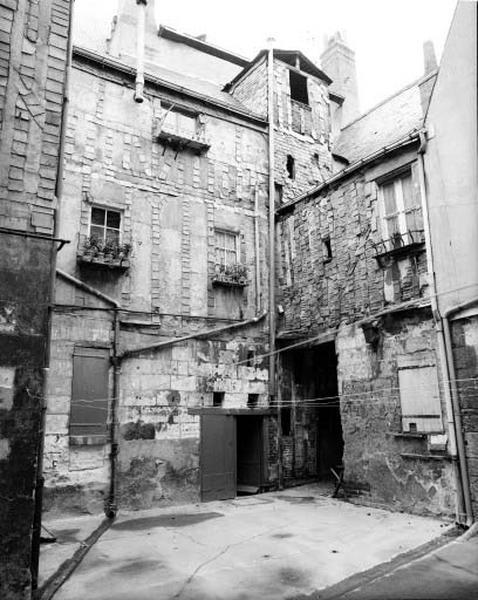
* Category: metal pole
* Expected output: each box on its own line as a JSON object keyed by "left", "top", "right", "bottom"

{"left": 267, "top": 40, "right": 276, "bottom": 397}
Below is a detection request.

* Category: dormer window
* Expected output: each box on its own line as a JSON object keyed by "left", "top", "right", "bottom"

{"left": 289, "top": 70, "right": 309, "bottom": 105}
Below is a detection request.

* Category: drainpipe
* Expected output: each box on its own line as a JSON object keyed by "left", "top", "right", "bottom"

{"left": 56, "top": 269, "right": 121, "bottom": 519}
{"left": 417, "top": 133, "right": 473, "bottom": 526}
{"left": 120, "top": 312, "right": 267, "bottom": 359}
{"left": 30, "top": 1, "right": 75, "bottom": 590}
{"left": 134, "top": 0, "right": 147, "bottom": 103}
{"left": 267, "top": 39, "right": 282, "bottom": 489}
{"left": 254, "top": 185, "right": 261, "bottom": 312}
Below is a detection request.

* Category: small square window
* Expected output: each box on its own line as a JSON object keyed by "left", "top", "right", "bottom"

{"left": 247, "top": 394, "right": 259, "bottom": 408}
{"left": 213, "top": 392, "right": 224, "bottom": 407}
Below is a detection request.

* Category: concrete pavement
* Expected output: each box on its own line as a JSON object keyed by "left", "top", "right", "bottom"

{"left": 50, "top": 484, "right": 454, "bottom": 600}
{"left": 331, "top": 528, "right": 478, "bottom": 599}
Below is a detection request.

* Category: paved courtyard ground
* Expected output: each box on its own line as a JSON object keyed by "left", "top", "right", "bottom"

{"left": 42, "top": 484, "right": 454, "bottom": 600}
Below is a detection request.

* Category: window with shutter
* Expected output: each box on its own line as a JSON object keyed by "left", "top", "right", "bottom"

{"left": 70, "top": 347, "right": 110, "bottom": 441}
{"left": 398, "top": 365, "right": 443, "bottom": 433}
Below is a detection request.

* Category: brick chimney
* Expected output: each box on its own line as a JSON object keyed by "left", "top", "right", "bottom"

{"left": 108, "top": 0, "right": 157, "bottom": 59}
{"left": 320, "top": 32, "right": 360, "bottom": 126}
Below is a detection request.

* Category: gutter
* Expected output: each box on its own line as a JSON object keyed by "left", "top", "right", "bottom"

{"left": 276, "top": 130, "right": 421, "bottom": 216}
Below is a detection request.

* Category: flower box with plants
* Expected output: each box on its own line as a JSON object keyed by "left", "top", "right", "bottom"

{"left": 78, "top": 236, "right": 132, "bottom": 270}
{"left": 212, "top": 263, "right": 248, "bottom": 287}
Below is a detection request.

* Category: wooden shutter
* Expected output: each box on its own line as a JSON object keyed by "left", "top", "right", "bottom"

{"left": 398, "top": 366, "right": 443, "bottom": 433}
{"left": 70, "top": 347, "right": 110, "bottom": 436}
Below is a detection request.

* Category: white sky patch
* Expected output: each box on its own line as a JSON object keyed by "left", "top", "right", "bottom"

{"left": 73, "top": 0, "right": 457, "bottom": 111}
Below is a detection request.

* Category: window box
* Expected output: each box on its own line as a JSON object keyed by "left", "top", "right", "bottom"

{"left": 78, "top": 236, "right": 131, "bottom": 270}
{"left": 212, "top": 264, "right": 248, "bottom": 287}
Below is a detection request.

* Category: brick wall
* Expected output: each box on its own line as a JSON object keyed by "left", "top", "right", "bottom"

{"left": 0, "top": 0, "right": 72, "bottom": 596}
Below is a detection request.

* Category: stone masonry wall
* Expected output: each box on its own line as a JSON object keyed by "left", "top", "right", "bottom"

{"left": 0, "top": 0, "right": 71, "bottom": 596}
{"left": 276, "top": 153, "right": 429, "bottom": 338}
{"left": 337, "top": 314, "right": 455, "bottom": 517}
{"left": 45, "top": 55, "right": 273, "bottom": 512}
{"left": 451, "top": 315, "right": 478, "bottom": 517}
{"left": 276, "top": 148, "right": 456, "bottom": 515}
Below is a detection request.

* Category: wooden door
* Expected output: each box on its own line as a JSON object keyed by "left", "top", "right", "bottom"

{"left": 200, "top": 414, "right": 236, "bottom": 501}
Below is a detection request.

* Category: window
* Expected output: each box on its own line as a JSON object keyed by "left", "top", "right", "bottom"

{"left": 247, "top": 393, "right": 259, "bottom": 408}
{"left": 90, "top": 207, "right": 121, "bottom": 245}
{"left": 70, "top": 347, "right": 110, "bottom": 439}
{"left": 398, "top": 366, "right": 443, "bottom": 433}
{"left": 215, "top": 230, "right": 238, "bottom": 266}
{"left": 289, "top": 70, "right": 309, "bottom": 105}
{"left": 322, "top": 237, "right": 333, "bottom": 262}
{"left": 213, "top": 392, "right": 224, "bottom": 407}
{"left": 379, "top": 170, "right": 423, "bottom": 240}
{"left": 286, "top": 155, "right": 295, "bottom": 179}
{"left": 274, "top": 183, "right": 283, "bottom": 205}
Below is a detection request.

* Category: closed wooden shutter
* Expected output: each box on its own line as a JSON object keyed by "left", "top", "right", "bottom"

{"left": 398, "top": 366, "right": 443, "bottom": 433}
{"left": 70, "top": 347, "right": 110, "bottom": 436}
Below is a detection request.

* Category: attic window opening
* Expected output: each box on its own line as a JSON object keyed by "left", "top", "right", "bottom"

{"left": 289, "top": 70, "right": 309, "bottom": 105}
{"left": 286, "top": 155, "right": 295, "bottom": 179}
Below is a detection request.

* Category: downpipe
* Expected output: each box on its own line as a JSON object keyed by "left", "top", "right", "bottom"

{"left": 134, "top": 0, "right": 147, "bottom": 103}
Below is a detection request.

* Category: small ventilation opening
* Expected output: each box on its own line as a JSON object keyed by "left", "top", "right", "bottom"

{"left": 286, "top": 155, "right": 295, "bottom": 179}
{"left": 213, "top": 392, "right": 224, "bottom": 407}
{"left": 246, "top": 350, "right": 255, "bottom": 367}
{"left": 289, "top": 70, "right": 309, "bottom": 105}
{"left": 323, "top": 237, "right": 332, "bottom": 261}
{"left": 274, "top": 183, "right": 283, "bottom": 205}
{"left": 247, "top": 394, "right": 259, "bottom": 408}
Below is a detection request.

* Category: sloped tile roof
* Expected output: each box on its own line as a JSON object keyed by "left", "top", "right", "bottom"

{"left": 333, "top": 72, "right": 437, "bottom": 164}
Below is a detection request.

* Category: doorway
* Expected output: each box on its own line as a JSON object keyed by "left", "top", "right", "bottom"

{"left": 200, "top": 413, "right": 264, "bottom": 501}
{"left": 236, "top": 416, "right": 263, "bottom": 494}
{"left": 280, "top": 341, "right": 343, "bottom": 480}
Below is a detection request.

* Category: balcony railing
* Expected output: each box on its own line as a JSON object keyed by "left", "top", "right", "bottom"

{"left": 372, "top": 230, "right": 425, "bottom": 267}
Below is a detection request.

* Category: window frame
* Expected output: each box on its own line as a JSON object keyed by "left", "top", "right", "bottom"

{"left": 88, "top": 205, "right": 122, "bottom": 246}
{"left": 214, "top": 229, "right": 239, "bottom": 267}
{"left": 377, "top": 166, "right": 422, "bottom": 242}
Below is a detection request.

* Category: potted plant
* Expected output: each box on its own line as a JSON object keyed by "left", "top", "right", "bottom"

{"left": 104, "top": 239, "right": 117, "bottom": 262}
{"left": 95, "top": 239, "right": 106, "bottom": 261}
{"left": 82, "top": 236, "right": 99, "bottom": 260}
{"left": 118, "top": 242, "right": 131, "bottom": 261}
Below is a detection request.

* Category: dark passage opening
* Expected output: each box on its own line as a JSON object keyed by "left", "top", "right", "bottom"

{"left": 236, "top": 416, "right": 263, "bottom": 495}
{"left": 280, "top": 341, "right": 343, "bottom": 481}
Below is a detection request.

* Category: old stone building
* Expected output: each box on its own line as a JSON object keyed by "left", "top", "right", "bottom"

{"left": 0, "top": 0, "right": 73, "bottom": 597}
{"left": 42, "top": 0, "right": 337, "bottom": 515}
{"left": 41, "top": 0, "right": 476, "bottom": 528}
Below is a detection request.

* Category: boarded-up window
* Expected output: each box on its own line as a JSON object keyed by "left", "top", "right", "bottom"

{"left": 398, "top": 366, "right": 443, "bottom": 433}
{"left": 70, "top": 347, "right": 110, "bottom": 437}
